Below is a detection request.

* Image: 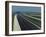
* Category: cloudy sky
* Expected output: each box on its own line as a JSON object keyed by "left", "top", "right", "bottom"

{"left": 12, "top": 6, "right": 41, "bottom": 13}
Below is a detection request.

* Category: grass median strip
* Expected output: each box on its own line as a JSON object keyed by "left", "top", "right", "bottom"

{"left": 23, "top": 14, "right": 41, "bottom": 21}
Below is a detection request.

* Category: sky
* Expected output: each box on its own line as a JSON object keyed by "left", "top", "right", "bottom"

{"left": 12, "top": 6, "right": 41, "bottom": 14}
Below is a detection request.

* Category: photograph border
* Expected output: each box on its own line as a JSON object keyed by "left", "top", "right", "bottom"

{"left": 5, "top": 1, "right": 45, "bottom": 36}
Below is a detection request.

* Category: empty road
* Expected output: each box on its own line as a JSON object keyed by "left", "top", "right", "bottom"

{"left": 17, "top": 14, "right": 41, "bottom": 30}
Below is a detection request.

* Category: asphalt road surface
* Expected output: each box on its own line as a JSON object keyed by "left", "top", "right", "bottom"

{"left": 17, "top": 14, "right": 41, "bottom": 31}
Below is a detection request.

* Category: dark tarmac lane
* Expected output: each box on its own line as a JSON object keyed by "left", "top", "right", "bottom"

{"left": 17, "top": 14, "right": 40, "bottom": 31}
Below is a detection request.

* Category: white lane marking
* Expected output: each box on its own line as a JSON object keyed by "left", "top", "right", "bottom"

{"left": 13, "top": 14, "right": 21, "bottom": 31}
{"left": 19, "top": 14, "right": 40, "bottom": 29}
{"left": 22, "top": 13, "right": 41, "bottom": 21}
